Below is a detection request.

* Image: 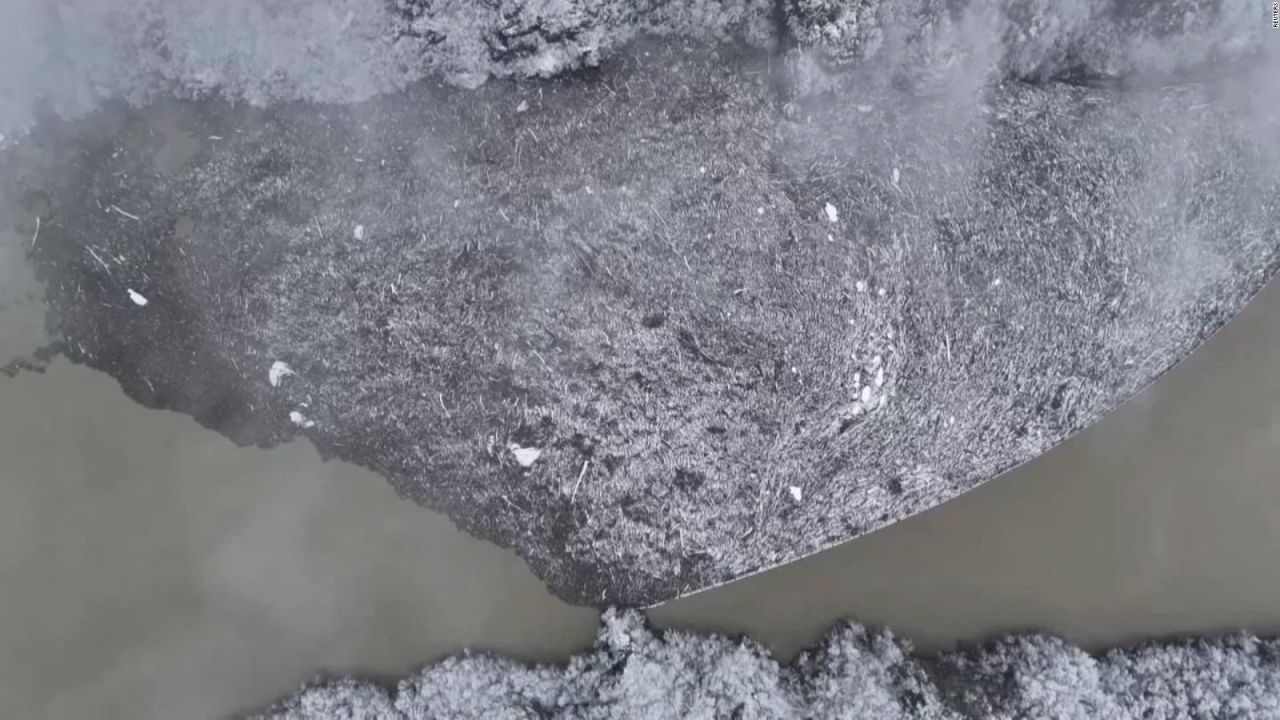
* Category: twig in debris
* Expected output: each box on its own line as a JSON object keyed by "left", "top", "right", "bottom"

{"left": 86, "top": 247, "right": 112, "bottom": 272}
{"left": 500, "top": 494, "right": 528, "bottom": 513}
{"left": 109, "top": 205, "right": 141, "bottom": 221}
{"left": 30, "top": 217, "right": 39, "bottom": 247}
{"left": 571, "top": 460, "right": 590, "bottom": 502}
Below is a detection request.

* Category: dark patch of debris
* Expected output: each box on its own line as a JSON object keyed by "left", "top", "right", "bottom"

{"left": 2, "top": 2, "right": 1278, "bottom": 605}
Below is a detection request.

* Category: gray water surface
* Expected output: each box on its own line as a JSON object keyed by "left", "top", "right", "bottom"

{"left": 0, "top": 361, "right": 601, "bottom": 720}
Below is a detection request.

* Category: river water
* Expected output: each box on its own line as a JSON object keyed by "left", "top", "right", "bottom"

{"left": 5, "top": 108, "right": 1280, "bottom": 719}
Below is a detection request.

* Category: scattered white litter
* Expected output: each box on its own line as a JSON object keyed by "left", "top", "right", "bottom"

{"left": 875, "top": 367, "right": 885, "bottom": 387}
{"left": 353, "top": 224, "right": 366, "bottom": 240}
{"left": 855, "top": 280, "right": 867, "bottom": 293}
{"left": 126, "top": 289, "right": 148, "bottom": 306}
{"left": 699, "top": 166, "right": 706, "bottom": 174}
{"left": 508, "top": 444, "right": 542, "bottom": 468}
{"left": 268, "top": 361, "right": 295, "bottom": 387}
{"left": 827, "top": 234, "right": 834, "bottom": 243}
{"left": 789, "top": 486, "right": 803, "bottom": 502}
{"left": 756, "top": 207, "right": 765, "bottom": 216}
{"left": 860, "top": 386, "right": 872, "bottom": 404}
{"left": 855, "top": 104, "right": 874, "bottom": 113}
{"left": 516, "top": 99, "right": 529, "bottom": 113}
{"left": 878, "top": 287, "right": 887, "bottom": 297}
{"left": 990, "top": 277, "right": 1003, "bottom": 288}
{"left": 892, "top": 167, "right": 900, "bottom": 185}
{"left": 824, "top": 202, "right": 839, "bottom": 223}
{"left": 289, "top": 411, "right": 316, "bottom": 429}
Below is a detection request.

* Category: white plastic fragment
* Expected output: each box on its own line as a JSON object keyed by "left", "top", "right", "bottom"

{"left": 353, "top": 224, "right": 365, "bottom": 240}
{"left": 127, "top": 288, "right": 148, "bottom": 306}
{"left": 789, "top": 486, "right": 803, "bottom": 502}
{"left": 855, "top": 280, "right": 867, "bottom": 293}
{"left": 289, "top": 411, "right": 315, "bottom": 429}
{"left": 824, "top": 202, "right": 839, "bottom": 223}
{"left": 892, "top": 167, "right": 900, "bottom": 185}
{"left": 860, "top": 386, "right": 872, "bottom": 404}
{"left": 516, "top": 99, "right": 529, "bottom": 113}
{"left": 855, "top": 104, "right": 874, "bottom": 113}
{"left": 508, "top": 443, "right": 542, "bottom": 468}
{"left": 268, "top": 361, "right": 295, "bottom": 387}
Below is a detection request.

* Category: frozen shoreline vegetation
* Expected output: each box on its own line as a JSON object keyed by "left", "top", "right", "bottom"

{"left": 254, "top": 609, "right": 1280, "bottom": 719}
{"left": 0, "top": 0, "right": 1267, "bottom": 141}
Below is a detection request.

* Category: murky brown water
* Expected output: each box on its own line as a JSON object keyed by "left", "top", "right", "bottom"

{"left": 6, "top": 107, "right": 1280, "bottom": 719}
{"left": 654, "top": 271, "right": 1280, "bottom": 656}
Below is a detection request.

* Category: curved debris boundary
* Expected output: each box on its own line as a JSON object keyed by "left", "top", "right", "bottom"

{"left": 8, "top": 28, "right": 1280, "bottom": 605}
